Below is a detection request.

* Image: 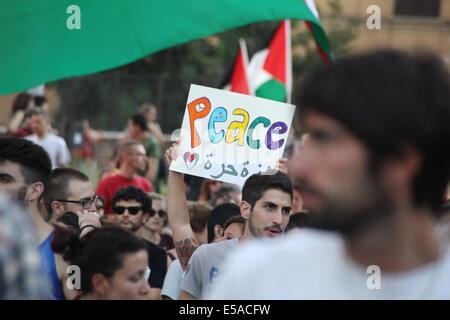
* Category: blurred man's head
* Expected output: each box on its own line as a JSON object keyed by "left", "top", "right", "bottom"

{"left": 22, "top": 107, "right": 41, "bottom": 131}
{"left": 209, "top": 184, "right": 241, "bottom": 207}
{"left": 0, "top": 138, "right": 52, "bottom": 206}
{"left": 43, "top": 168, "right": 99, "bottom": 222}
{"left": 117, "top": 141, "right": 147, "bottom": 174}
{"left": 241, "top": 172, "right": 293, "bottom": 238}
{"left": 112, "top": 186, "right": 152, "bottom": 233}
{"left": 292, "top": 49, "right": 450, "bottom": 236}
{"left": 188, "top": 201, "right": 212, "bottom": 245}
{"left": 29, "top": 109, "right": 50, "bottom": 136}
{"left": 127, "top": 113, "right": 148, "bottom": 138}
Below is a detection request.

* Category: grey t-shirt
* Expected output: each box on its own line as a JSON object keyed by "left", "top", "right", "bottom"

{"left": 161, "top": 259, "right": 184, "bottom": 300}
{"left": 180, "top": 238, "right": 239, "bottom": 299}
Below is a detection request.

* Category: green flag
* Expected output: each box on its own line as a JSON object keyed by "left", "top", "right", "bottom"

{"left": 0, "top": 0, "right": 329, "bottom": 94}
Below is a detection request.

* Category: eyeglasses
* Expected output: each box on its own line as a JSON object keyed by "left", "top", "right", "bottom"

{"left": 113, "top": 205, "right": 142, "bottom": 215}
{"left": 56, "top": 195, "right": 102, "bottom": 210}
{"left": 149, "top": 209, "right": 166, "bottom": 218}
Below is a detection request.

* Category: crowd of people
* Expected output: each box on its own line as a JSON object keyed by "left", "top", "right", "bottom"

{"left": 1, "top": 48, "right": 450, "bottom": 300}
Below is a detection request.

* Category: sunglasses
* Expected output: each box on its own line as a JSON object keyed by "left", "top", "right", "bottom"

{"left": 113, "top": 206, "right": 142, "bottom": 215}
{"left": 149, "top": 210, "right": 166, "bottom": 218}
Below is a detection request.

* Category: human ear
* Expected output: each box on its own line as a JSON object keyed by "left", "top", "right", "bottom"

{"left": 92, "top": 273, "right": 109, "bottom": 296}
{"left": 26, "top": 182, "right": 44, "bottom": 202}
{"left": 240, "top": 200, "right": 251, "bottom": 220}
{"left": 51, "top": 201, "right": 66, "bottom": 218}
{"left": 380, "top": 146, "right": 422, "bottom": 190}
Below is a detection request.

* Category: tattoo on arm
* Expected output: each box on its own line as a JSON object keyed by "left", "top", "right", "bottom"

{"left": 175, "top": 237, "right": 199, "bottom": 271}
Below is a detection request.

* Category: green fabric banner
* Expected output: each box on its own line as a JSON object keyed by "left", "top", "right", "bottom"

{"left": 0, "top": 0, "right": 328, "bottom": 94}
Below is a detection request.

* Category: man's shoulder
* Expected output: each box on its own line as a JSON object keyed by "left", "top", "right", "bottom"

{"left": 46, "top": 133, "right": 66, "bottom": 144}
{"left": 97, "top": 175, "right": 113, "bottom": 186}
{"left": 234, "top": 229, "right": 342, "bottom": 266}
{"left": 134, "top": 175, "right": 152, "bottom": 189}
{"left": 134, "top": 174, "right": 149, "bottom": 183}
{"left": 144, "top": 135, "right": 159, "bottom": 146}
{"left": 98, "top": 174, "right": 122, "bottom": 184}
{"left": 196, "top": 238, "right": 239, "bottom": 256}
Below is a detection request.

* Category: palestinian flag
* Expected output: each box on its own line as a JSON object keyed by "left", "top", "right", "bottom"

{"left": 0, "top": 0, "right": 331, "bottom": 94}
{"left": 247, "top": 1, "right": 332, "bottom": 103}
{"left": 221, "top": 39, "right": 252, "bottom": 95}
{"left": 304, "top": 0, "right": 333, "bottom": 63}
{"left": 248, "top": 20, "right": 292, "bottom": 103}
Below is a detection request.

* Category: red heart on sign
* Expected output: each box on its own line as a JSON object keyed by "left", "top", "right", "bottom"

{"left": 183, "top": 152, "right": 199, "bottom": 169}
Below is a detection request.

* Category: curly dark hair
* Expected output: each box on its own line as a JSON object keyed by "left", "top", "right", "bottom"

{"left": 111, "top": 185, "right": 152, "bottom": 214}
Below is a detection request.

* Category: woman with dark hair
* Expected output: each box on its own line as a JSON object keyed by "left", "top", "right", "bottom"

{"left": 52, "top": 225, "right": 151, "bottom": 300}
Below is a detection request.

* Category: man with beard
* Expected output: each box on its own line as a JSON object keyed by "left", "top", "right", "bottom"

{"left": 112, "top": 185, "right": 167, "bottom": 300}
{"left": 208, "top": 49, "right": 450, "bottom": 299}
{"left": 97, "top": 140, "right": 153, "bottom": 215}
{"left": 165, "top": 144, "right": 293, "bottom": 299}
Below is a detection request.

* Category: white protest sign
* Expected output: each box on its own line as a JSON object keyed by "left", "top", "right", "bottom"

{"left": 170, "top": 84, "right": 295, "bottom": 187}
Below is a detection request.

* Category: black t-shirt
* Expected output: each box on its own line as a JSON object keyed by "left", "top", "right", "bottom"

{"left": 159, "top": 233, "right": 175, "bottom": 251}
{"left": 143, "top": 239, "right": 167, "bottom": 289}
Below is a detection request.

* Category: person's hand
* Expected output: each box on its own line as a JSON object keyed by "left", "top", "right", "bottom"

{"left": 75, "top": 210, "right": 101, "bottom": 236}
{"left": 165, "top": 141, "right": 180, "bottom": 166}
{"left": 275, "top": 158, "right": 288, "bottom": 175}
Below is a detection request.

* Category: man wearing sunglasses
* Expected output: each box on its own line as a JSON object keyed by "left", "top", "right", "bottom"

{"left": 97, "top": 140, "right": 153, "bottom": 215}
{"left": 111, "top": 185, "right": 168, "bottom": 300}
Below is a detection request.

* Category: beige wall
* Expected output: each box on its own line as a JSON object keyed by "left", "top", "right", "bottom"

{"left": 316, "top": 0, "right": 450, "bottom": 61}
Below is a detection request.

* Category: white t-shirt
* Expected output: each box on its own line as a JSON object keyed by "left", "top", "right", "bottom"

{"left": 27, "top": 134, "right": 71, "bottom": 169}
{"left": 180, "top": 238, "right": 239, "bottom": 299}
{"left": 207, "top": 229, "right": 450, "bottom": 300}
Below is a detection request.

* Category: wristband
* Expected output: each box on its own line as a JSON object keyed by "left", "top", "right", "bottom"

{"left": 80, "top": 224, "right": 97, "bottom": 232}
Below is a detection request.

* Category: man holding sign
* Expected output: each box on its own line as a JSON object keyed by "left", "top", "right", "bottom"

{"left": 166, "top": 84, "right": 295, "bottom": 299}
{"left": 167, "top": 145, "right": 292, "bottom": 300}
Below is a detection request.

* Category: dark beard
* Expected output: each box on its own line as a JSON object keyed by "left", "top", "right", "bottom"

{"left": 302, "top": 184, "right": 394, "bottom": 238}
